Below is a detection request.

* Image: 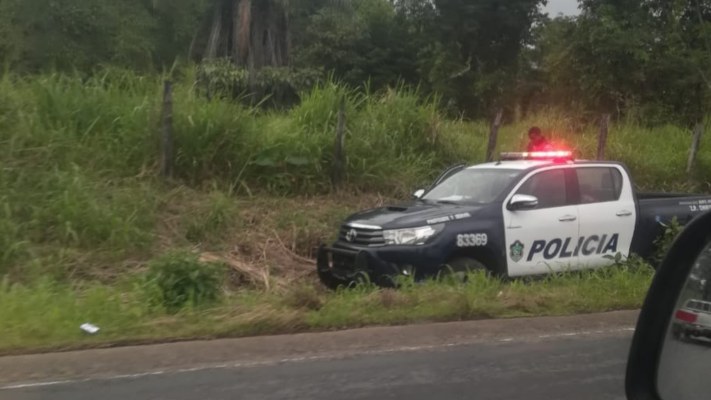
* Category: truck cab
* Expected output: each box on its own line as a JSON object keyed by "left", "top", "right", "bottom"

{"left": 317, "top": 151, "right": 711, "bottom": 288}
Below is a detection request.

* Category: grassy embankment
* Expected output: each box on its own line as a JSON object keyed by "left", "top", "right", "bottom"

{"left": 0, "top": 69, "right": 707, "bottom": 353}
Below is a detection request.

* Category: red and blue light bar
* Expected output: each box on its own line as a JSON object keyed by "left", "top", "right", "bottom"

{"left": 499, "top": 150, "right": 574, "bottom": 162}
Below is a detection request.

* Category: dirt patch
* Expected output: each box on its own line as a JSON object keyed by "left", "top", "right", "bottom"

{"left": 154, "top": 192, "right": 392, "bottom": 291}
{"left": 200, "top": 234, "right": 316, "bottom": 292}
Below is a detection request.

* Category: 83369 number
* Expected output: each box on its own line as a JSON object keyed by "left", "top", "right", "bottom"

{"left": 457, "top": 233, "right": 488, "bottom": 247}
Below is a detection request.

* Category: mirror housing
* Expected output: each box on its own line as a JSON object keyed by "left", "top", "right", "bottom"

{"left": 507, "top": 194, "right": 539, "bottom": 211}
{"left": 413, "top": 189, "right": 425, "bottom": 199}
{"left": 626, "top": 210, "right": 711, "bottom": 399}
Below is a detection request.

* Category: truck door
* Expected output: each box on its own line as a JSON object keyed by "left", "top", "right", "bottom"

{"left": 575, "top": 165, "right": 637, "bottom": 268}
{"left": 503, "top": 167, "right": 579, "bottom": 277}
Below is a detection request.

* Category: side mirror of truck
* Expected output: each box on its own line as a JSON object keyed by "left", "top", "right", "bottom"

{"left": 413, "top": 189, "right": 425, "bottom": 199}
{"left": 507, "top": 194, "right": 538, "bottom": 211}
{"left": 626, "top": 210, "right": 711, "bottom": 399}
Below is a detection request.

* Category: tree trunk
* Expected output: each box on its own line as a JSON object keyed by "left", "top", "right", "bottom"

{"left": 234, "top": 0, "right": 252, "bottom": 66}
{"left": 486, "top": 110, "right": 503, "bottom": 162}
{"left": 205, "top": 3, "right": 224, "bottom": 60}
{"left": 208, "top": 0, "right": 289, "bottom": 68}
{"left": 597, "top": 114, "right": 610, "bottom": 161}
{"left": 687, "top": 122, "right": 704, "bottom": 174}
{"left": 331, "top": 97, "right": 347, "bottom": 191}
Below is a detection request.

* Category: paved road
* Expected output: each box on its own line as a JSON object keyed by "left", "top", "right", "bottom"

{"left": 1, "top": 332, "right": 631, "bottom": 400}
{"left": 658, "top": 333, "right": 711, "bottom": 399}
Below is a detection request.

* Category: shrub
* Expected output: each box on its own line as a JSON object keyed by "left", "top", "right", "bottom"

{"left": 652, "top": 217, "right": 684, "bottom": 265}
{"left": 144, "top": 251, "right": 225, "bottom": 312}
{"left": 196, "top": 60, "right": 323, "bottom": 109}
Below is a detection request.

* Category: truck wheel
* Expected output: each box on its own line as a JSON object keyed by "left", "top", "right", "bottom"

{"left": 317, "top": 268, "right": 345, "bottom": 290}
{"left": 439, "top": 257, "right": 487, "bottom": 283}
{"left": 672, "top": 325, "right": 682, "bottom": 340}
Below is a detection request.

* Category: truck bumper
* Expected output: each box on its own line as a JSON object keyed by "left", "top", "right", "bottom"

{"left": 672, "top": 322, "right": 711, "bottom": 339}
{"left": 316, "top": 243, "right": 444, "bottom": 289}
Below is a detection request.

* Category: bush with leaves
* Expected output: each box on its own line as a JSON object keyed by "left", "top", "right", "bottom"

{"left": 652, "top": 217, "right": 684, "bottom": 266}
{"left": 196, "top": 60, "right": 323, "bottom": 109}
{"left": 144, "top": 251, "right": 225, "bottom": 312}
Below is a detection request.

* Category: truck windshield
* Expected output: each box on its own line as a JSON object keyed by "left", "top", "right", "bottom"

{"left": 423, "top": 168, "right": 522, "bottom": 204}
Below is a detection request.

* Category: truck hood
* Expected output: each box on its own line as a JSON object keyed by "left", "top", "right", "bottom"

{"left": 344, "top": 200, "right": 486, "bottom": 229}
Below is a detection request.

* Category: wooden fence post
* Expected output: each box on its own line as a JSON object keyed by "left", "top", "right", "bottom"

{"left": 160, "top": 80, "right": 174, "bottom": 179}
{"left": 331, "top": 97, "right": 346, "bottom": 191}
{"left": 486, "top": 109, "right": 503, "bottom": 162}
{"left": 205, "top": 78, "right": 212, "bottom": 102}
{"left": 687, "top": 122, "right": 704, "bottom": 174}
{"left": 597, "top": 114, "right": 610, "bottom": 160}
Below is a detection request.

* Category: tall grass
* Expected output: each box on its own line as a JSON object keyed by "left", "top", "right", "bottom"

{"left": 3, "top": 70, "right": 708, "bottom": 196}
{"left": 0, "top": 67, "right": 708, "bottom": 282}
{"left": 0, "top": 69, "right": 695, "bottom": 351}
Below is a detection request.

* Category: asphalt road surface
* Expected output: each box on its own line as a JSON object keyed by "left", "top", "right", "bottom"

{"left": 658, "top": 332, "right": 711, "bottom": 399}
{"left": 0, "top": 312, "right": 637, "bottom": 400}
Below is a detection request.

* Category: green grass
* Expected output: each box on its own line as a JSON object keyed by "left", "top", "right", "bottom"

{"left": 0, "top": 68, "right": 706, "bottom": 352}
{"left": 0, "top": 265, "right": 653, "bottom": 354}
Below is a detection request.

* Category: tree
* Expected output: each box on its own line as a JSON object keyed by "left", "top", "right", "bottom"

{"left": 202, "top": 0, "right": 291, "bottom": 69}
{"left": 294, "top": 0, "right": 419, "bottom": 89}
{"left": 417, "top": 0, "right": 546, "bottom": 117}
{"left": 539, "top": 0, "right": 711, "bottom": 124}
{"left": 644, "top": 0, "right": 711, "bottom": 124}
{"left": 1, "top": 0, "right": 210, "bottom": 72}
{"left": 514, "top": 17, "right": 582, "bottom": 118}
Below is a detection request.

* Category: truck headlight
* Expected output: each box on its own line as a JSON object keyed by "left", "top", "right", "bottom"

{"left": 383, "top": 224, "right": 445, "bottom": 246}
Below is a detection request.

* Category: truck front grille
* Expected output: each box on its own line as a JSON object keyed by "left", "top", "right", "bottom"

{"left": 339, "top": 225, "right": 385, "bottom": 247}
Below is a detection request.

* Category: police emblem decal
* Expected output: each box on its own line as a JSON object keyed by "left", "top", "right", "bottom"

{"left": 510, "top": 240, "right": 524, "bottom": 262}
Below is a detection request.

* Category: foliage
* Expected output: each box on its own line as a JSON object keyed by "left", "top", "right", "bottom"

{"left": 196, "top": 60, "right": 324, "bottom": 108}
{"left": 0, "top": 68, "right": 709, "bottom": 285}
{"left": 652, "top": 217, "right": 685, "bottom": 265}
{"left": 183, "top": 190, "right": 239, "bottom": 243}
{"left": 2, "top": 0, "right": 709, "bottom": 123}
{"left": 418, "top": 0, "right": 546, "bottom": 117}
{"left": 144, "top": 251, "right": 225, "bottom": 312}
{"left": 532, "top": 0, "right": 711, "bottom": 124}
{"left": 0, "top": 0, "right": 209, "bottom": 72}
{"left": 294, "top": 0, "right": 420, "bottom": 90}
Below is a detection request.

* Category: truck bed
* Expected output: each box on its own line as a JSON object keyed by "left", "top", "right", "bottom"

{"left": 637, "top": 192, "right": 708, "bottom": 200}
{"left": 632, "top": 192, "right": 711, "bottom": 262}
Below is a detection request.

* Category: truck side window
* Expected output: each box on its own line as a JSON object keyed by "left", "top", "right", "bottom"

{"left": 516, "top": 169, "right": 568, "bottom": 209}
{"left": 576, "top": 167, "right": 623, "bottom": 204}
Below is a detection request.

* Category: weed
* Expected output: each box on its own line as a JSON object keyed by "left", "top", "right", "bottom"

{"left": 184, "top": 190, "right": 237, "bottom": 243}
{"left": 653, "top": 217, "right": 684, "bottom": 265}
{"left": 144, "top": 251, "right": 226, "bottom": 312}
{"left": 283, "top": 284, "right": 324, "bottom": 311}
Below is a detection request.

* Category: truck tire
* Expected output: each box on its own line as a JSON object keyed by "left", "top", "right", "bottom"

{"left": 672, "top": 325, "right": 682, "bottom": 340}
{"left": 318, "top": 268, "right": 371, "bottom": 291}
{"left": 317, "top": 268, "right": 347, "bottom": 290}
{"left": 439, "top": 257, "right": 487, "bottom": 283}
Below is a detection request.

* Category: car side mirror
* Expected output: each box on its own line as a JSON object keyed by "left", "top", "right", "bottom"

{"left": 507, "top": 194, "right": 538, "bottom": 211}
{"left": 413, "top": 189, "right": 425, "bottom": 199}
{"left": 626, "top": 210, "right": 711, "bottom": 399}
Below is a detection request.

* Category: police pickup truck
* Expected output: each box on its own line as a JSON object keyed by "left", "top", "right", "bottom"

{"left": 317, "top": 151, "right": 711, "bottom": 288}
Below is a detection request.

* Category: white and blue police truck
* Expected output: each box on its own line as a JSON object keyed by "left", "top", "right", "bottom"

{"left": 317, "top": 151, "right": 711, "bottom": 288}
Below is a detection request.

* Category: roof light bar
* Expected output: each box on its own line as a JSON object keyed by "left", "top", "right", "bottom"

{"left": 499, "top": 151, "right": 574, "bottom": 161}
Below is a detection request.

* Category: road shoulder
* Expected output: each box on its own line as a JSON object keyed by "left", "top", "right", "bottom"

{"left": 0, "top": 310, "right": 638, "bottom": 386}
